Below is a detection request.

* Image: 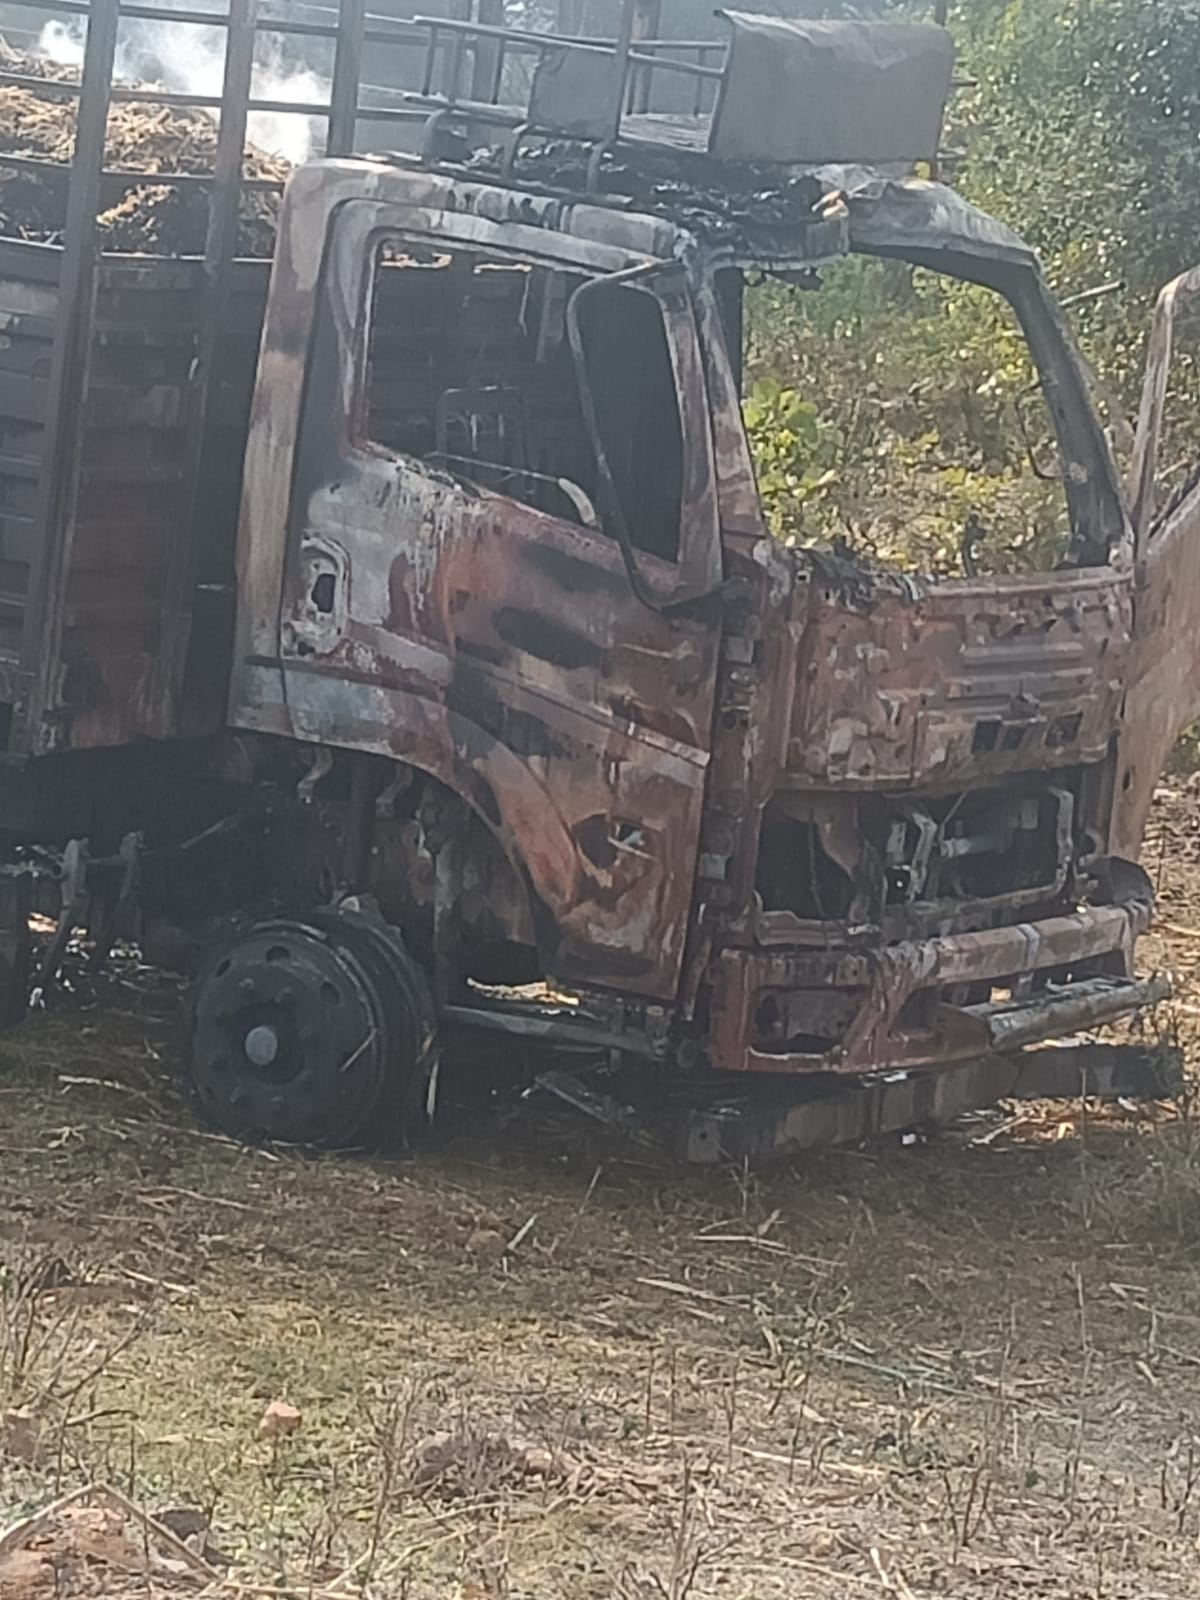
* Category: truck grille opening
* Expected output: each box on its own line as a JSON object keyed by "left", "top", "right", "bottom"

{"left": 756, "top": 818, "right": 854, "bottom": 922}
{"left": 755, "top": 780, "right": 1076, "bottom": 941}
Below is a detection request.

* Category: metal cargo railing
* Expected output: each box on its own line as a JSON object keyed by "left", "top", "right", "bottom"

{"left": 0, "top": 0, "right": 431, "bottom": 744}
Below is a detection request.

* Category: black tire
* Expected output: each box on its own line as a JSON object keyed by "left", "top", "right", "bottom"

{"left": 185, "top": 909, "right": 435, "bottom": 1149}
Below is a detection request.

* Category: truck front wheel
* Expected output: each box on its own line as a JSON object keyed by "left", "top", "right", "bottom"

{"left": 185, "top": 909, "right": 435, "bottom": 1149}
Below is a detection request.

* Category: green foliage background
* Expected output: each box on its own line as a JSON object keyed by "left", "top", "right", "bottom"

{"left": 743, "top": 0, "right": 1200, "bottom": 574}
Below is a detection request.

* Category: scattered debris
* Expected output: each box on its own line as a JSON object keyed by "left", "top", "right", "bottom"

{"left": 409, "top": 1429, "right": 562, "bottom": 1497}
{"left": 256, "top": 1398, "right": 302, "bottom": 1440}
{"left": 406, "top": 1426, "right": 692, "bottom": 1507}
{"left": 149, "top": 1507, "right": 231, "bottom": 1570}
{"left": 464, "top": 1225, "right": 507, "bottom": 1261}
{"left": 533, "top": 1069, "right": 648, "bottom": 1140}
{"left": 0, "top": 1483, "right": 218, "bottom": 1598}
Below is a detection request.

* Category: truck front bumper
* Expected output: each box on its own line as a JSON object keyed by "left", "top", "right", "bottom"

{"left": 707, "top": 899, "right": 1166, "bottom": 1075}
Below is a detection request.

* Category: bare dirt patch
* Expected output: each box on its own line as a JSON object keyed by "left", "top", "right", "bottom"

{"left": 3, "top": 794, "right": 1200, "bottom": 1596}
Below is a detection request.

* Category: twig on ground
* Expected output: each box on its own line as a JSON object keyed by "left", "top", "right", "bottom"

{"left": 506, "top": 1213, "right": 538, "bottom": 1254}
{"left": 0, "top": 1481, "right": 97, "bottom": 1558}
{"left": 635, "top": 1278, "right": 741, "bottom": 1308}
{"left": 137, "top": 1186, "right": 256, "bottom": 1212}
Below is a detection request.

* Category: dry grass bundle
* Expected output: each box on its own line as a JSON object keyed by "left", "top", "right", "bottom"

{"left": 0, "top": 39, "right": 289, "bottom": 255}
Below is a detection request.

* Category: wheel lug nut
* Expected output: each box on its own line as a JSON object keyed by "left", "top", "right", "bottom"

{"left": 237, "top": 977, "right": 258, "bottom": 1000}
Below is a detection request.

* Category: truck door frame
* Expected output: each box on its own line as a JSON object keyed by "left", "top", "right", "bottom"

{"left": 236, "top": 188, "right": 723, "bottom": 998}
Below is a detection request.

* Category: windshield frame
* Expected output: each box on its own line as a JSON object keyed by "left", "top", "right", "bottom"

{"left": 858, "top": 241, "right": 1129, "bottom": 569}
{"left": 689, "top": 185, "right": 1130, "bottom": 572}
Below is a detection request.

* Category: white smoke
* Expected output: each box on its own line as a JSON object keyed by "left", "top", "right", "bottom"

{"left": 36, "top": 13, "right": 328, "bottom": 164}
{"left": 37, "top": 19, "right": 82, "bottom": 68}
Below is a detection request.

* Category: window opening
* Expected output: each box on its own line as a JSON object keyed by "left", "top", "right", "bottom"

{"left": 741, "top": 255, "right": 1074, "bottom": 575}
{"left": 570, "top": 279, "right": 683, "bottom": 562}
{"left": 362, "top": 238, "right": 684, "bottom": 562}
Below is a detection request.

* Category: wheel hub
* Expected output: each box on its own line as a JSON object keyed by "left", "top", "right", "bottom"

{"left": 187, "top": 913, "right": 430, "bottom": 1148}
{"left": 243, "top": 1022, "right": 281, "bottom": 1069}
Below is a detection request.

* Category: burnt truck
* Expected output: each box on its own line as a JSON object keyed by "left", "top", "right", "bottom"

{"left": 0, "top": 1, "right": 1193, "bottom": 1159}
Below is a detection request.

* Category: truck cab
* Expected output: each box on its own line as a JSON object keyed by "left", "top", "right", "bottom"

{"left": 0, "top": 3, "right": 1190, "bottom": 1156}
{"left": 216, "top": 140, "right": 1159, "bottom": 1118}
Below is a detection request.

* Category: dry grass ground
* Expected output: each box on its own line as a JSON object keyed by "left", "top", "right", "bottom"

{"left": 6, "top": 794, "right": 1200, "bottom": 1596}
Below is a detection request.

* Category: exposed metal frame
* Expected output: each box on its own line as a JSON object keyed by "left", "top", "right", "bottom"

{"left": 403, "top": 1, "right": 725, "bottom": 152}
{"left": 0, "top": 0, "right": 438, "bottom": 748}
{"left": 18, "top": 0, "right": 119, "bottom": 752}
{"left": 682, "top": 1041, "right": 1182, "bottom": 1164}
{"left": 1128, "top": 262, "right": 1200, "bottom": 547}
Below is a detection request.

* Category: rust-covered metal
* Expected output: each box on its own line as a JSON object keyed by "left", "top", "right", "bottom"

{"left": 684, "top": 1038, "right": 1181, "bottom": 1164}
{"left": 0, "top": 0, "right": 413, "bottom": 755}
{"left": 0, "top": 245, "right": 267, "bottom": 749}
{"left": 231, "top": 164, "right": 720, "bottom": 996}
{"left": 1112, "top": 261, "right": 1200, "bottom": 858}
{"left": 0, "top": 1, "right": 1190, "bottom": 1112}
{"left": 222, "top": 148, "right": 1160, "bottom": 1074}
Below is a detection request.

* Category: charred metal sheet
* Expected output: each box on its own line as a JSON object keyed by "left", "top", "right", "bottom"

{"left": 709, "top": 15, "right": 953, "bottom": 167}
{"left": 444, "top": 998, "right": 664, "bottom": 1059}
{"left": 707, "top": 899, "right": 1154, "bottom": 1076}
{"left": 1112, "top": 261, "right": 1200, "bottom": 857}
{"left": 962, "top": 973, "right": 1170, "bottom": 1049}
{"left": 231, "top": 168, "right": 720, "bottom": 999}
{"left": 683, "top": 1040, "right": 1183, "bottom": 1165}
{"left": 1128, "top": 263, "right": 1200, "bottom": 543}
{"left": 532, "top": 1068, "right": 647, "bottom": 1136}
{"left": 784, "top": 558, "right": 1131, "bottom": 790}
{"left": 1115, "top": 478, "right": 1200, "bottom": 856}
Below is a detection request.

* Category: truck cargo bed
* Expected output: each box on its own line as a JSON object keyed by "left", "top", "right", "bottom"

{"left": 0, "top": 239, "right": 266, "bottom": 750}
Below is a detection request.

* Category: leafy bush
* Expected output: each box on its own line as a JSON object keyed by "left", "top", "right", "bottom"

{"left": 742, "top": 0, "right": 1200, "bottom": 572}
{"left": 744, "top": 259, "right": 1068, "bottom": 573}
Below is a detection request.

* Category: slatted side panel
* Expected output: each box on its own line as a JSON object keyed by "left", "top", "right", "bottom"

{"left": 48, "top": 263, "right": 202, "bottom": 746}
{"left": 181, "top": 261, "right": 272, "bottom": 726}
{"left": 52, "top": 258, "right": 268, "bottom": 748}
{"left": 0, "top": 243, "right": 61, "bottom": 691}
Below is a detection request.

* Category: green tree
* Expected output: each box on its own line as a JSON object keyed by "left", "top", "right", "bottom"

{"left": 743, "top": 0, "right": 1200, "bottom": 571}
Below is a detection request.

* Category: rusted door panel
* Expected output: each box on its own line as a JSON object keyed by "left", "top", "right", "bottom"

{"left": 279, "top": 482, "right": 716, "bottom": 997}
{"left": 783, "top": 566, "right": 1131, "bottom": 790}
{"left": 239, "top": 646, "right": 709, "bottom": 991}
{"left": 1113, "top": 264, "right": 1200, "bottom": 857}
{"left": 251, "top": 197, "right": 720, "bottom": 998}
{"left": 1113, "top": 490, "right": 1200, "bottom": 855}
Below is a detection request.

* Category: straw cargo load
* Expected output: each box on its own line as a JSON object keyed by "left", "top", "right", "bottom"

{"left": 0, "top": 39, "right": 288, "bottom": 252}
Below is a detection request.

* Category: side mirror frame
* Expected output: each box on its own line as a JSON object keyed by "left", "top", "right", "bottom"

{"left": 567, "top": 260, "right": 723, "bottom": 615}
{"left": 1128, "top": 262, "right": 1200, "bottom": 548}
